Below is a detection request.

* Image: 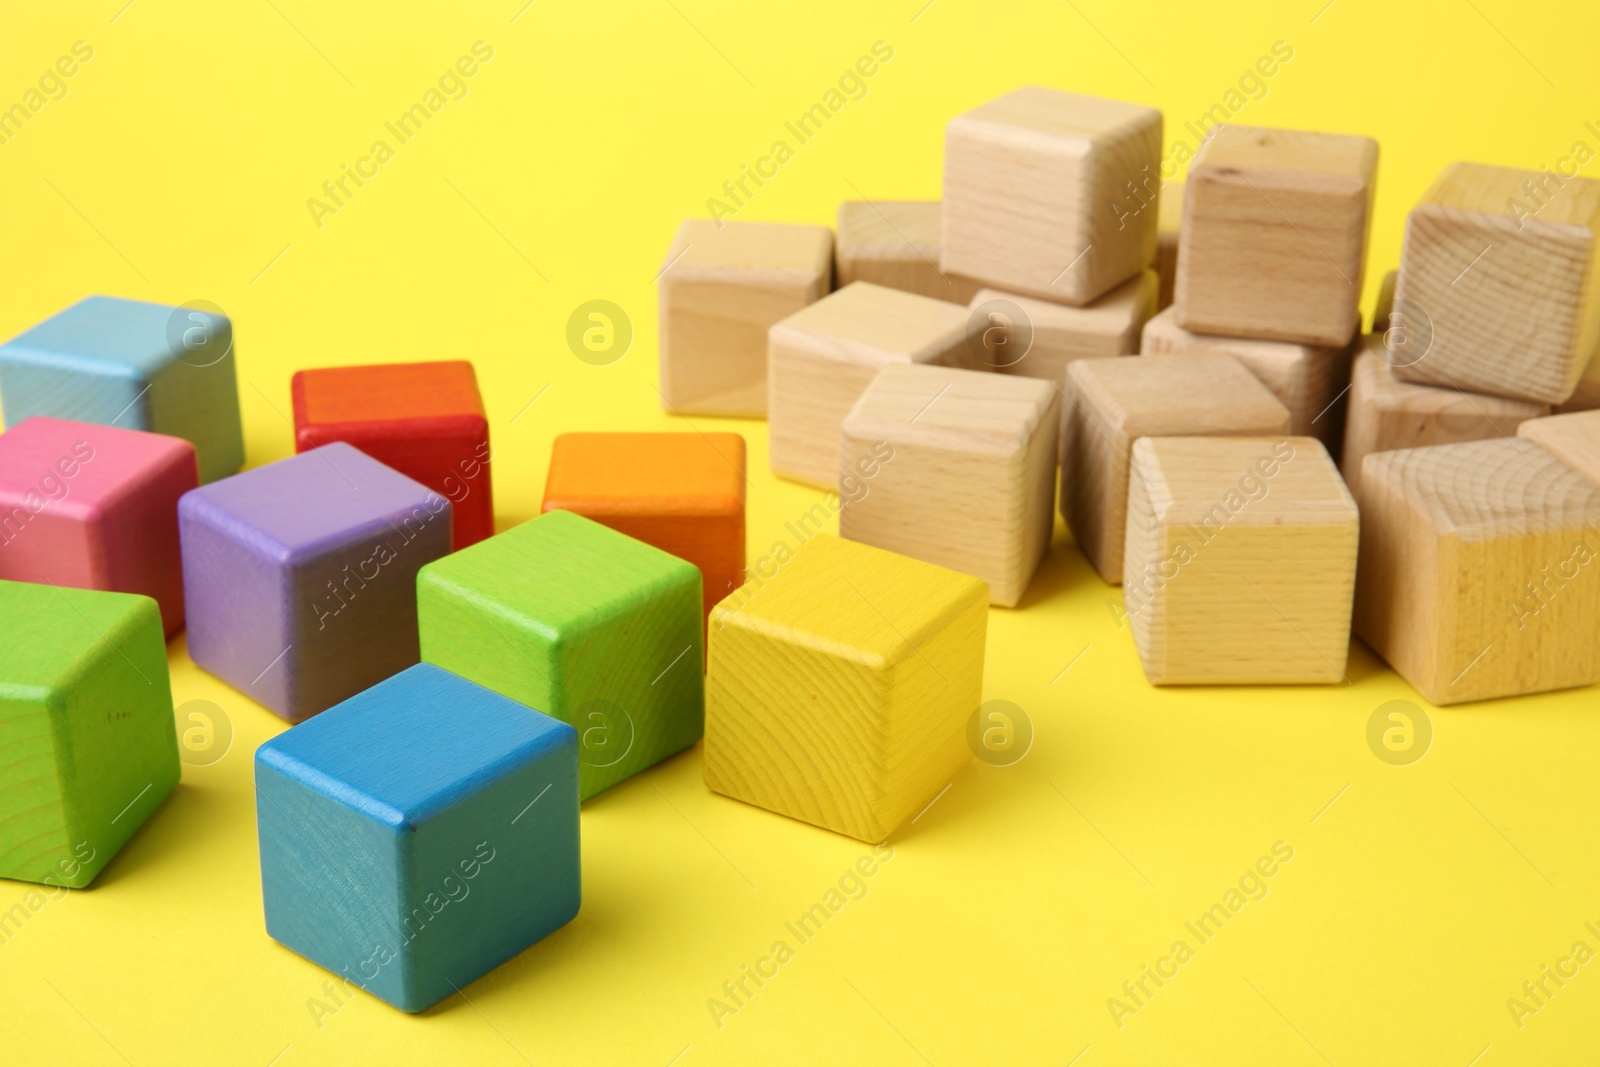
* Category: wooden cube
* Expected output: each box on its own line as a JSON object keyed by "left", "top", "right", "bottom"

{"left": 179, "top": 443, "right": 451, "bottom": 722}
{"left": 1153, "top": 181, "right": 1183, "bottom": 311}
{"left": 1557, "top": 370, "right": 1600, "bottom": 414}
{"left": 418, "top": 509, "right": 702, "bottom": 799}
{"left": 968, "top": 269, "right": 1157, "bottom": 384}
{"left": 942, "top": 86, "right": 1162, "bottom": 305}
{"left": 1341, "top": 339, "right": 1547, "bottom": 497}
{"left": 0, "top": 580, "right": 177, "bottom": 887}
{"left": 1176, "top": 124, "right": 1376, "bottom": 348}
{"left": 1519, "top": 409, "right": 1600, "bottom": 485}
{"left": 1141, "top": 307, "right": 1355, "bottom": 445}
{"left": 257, "top": 663, "right": 580, "bottom": 1013}
{"left": 768, "top": 281, "right": 978, "bottom": 489}
{"left": 1124, "top": 436, "right": 1358, "bottom": 684}
{"left": 0, "top": 416, "right": 197, "bottom": 634}
{"left": 658, "top": 219, "right": 832, "bottom": 417}
{"left": 839, "top": 364, "right": 1057, "bottom": 606}
{"left": 541, "top": 432, "right": 745, "bottom": 622}
{"left": 1392, "top": 162, "right": 1600, "bottom": 403}
{"left": 292, "top": 361, "right": 493, "bottom": 551}
{"left": 1354, "top": 438, "right": 1600, "bottom": 704}
{"left": 706, "top": 534, "right": 986, "bottom": 842}
{"left": 0, "top": 295, "right": 243, "bottom": 482}
{"left": 836, "top": 200, "right": 982, "bottom": 304}
{"left": 1371, "top": 268, "right": 1397, "bottom": 334}
{"left": 1062, "top": 355, "right": 1290, "bottom": 584}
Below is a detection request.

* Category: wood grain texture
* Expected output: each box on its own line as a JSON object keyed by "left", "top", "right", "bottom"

{"left": 767, "top": 281, "right": 980, "bottom": 489}
{"left": 835, "top": 200, "right": 982, "bottom": 305}
{"left": 1123, "top": 436, "right": 1357, "bottom": 684}
{"left": 417, "top": 509, "right": 703, "bottom": 800}
{"left": 1063, "top": 354, "right": 1291, "bottom": 584}
{"left": 969, "top": 269, "right": 1157, "bottom": 386}
{"left": 1392, "top": 162, "right": 1600, "bottom": 403}
{"left": 1154, "top": 180, "right": 1183, "bottom": 311}
{"left": 941, "top": 86, "right": 1162, "bottom": 305}
{"left": 704, "top": 534, "right": 986, "bottom": 843}
{"left": 256, "top": 663, "right": 580, "bottom": 1013}
{"left": 1519, "top": 409, "right": 1600, "bottom": 486}
{"left": 839, "top": 363, "right": 1057, "bottom": 606}
{"left": 658, "top": 219, "right": 833, "bottom": 417}
{"left": 0, "top": 579, "right": 177, "bottom": 887}
{"left": 1341, "top": 341, "right": 1547, "bottom": 497}
{"left": 1354, "top": 438, "right": 1600, "bottom": 704}
{"left": 1175, "top": 124, "right": 1376, "bottom": 347}
{"left": 1141, "top": 306, "right": 1356, "bottom": 446}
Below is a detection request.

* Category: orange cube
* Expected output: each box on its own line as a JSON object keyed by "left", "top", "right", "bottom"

{"left": 541, "top": 433, "right": 746, "bottom": 623}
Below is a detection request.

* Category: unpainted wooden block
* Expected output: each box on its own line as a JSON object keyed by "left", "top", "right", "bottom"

{"left": 1556, "top": 351, "right": 1600, "bottom": 413}
{"left": 1354, "top": 438, "right": 1600, "bottom": 704}
{"left": 1062, "top": 354, "right": 1290, "bottom": 584}
{"left": 1371, "top": 268, "right": 1397, "bottom": 334}
{"left": 942, "top": 86, "right": 1162, "bottom": 305}
{"left": 1392, "top": 162, "right": 1600, "bottom": 403}
{"left": 1123, "top": 436, "right": 1358, "bottom": 684}
{"left": 968, "top": 269, "right": 1157, "bottom": 384}
{"left": 839, "top": 363, "right": 1058, "bottom": 606}
{"left": 836, "top": 200, "right": 982, "bottom": 305}
{"left": 1176, "top": 124, "right": 1376, "bottom": 348}
{"left": 1141, "top": 306, "right": 1356, "bottom": 445}
{"left": 658, "top": 219, "right": 833, "bottom": 417}
{"left": 705, "top": 534, "right": 986, "bottom": 843}
{"left": 1154, "top": 180, "right": 1183, "bottom": 310}
{"left": 1341, "top": 340, "right": 1547, "bottom": 497}
{"left": 768, "top": 281, "right": 978, "bottom": 489}
{"left": 1519, "top": 409, "right": 1600, "bottom": 486}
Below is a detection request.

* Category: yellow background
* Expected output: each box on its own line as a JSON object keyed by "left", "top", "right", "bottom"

{"left": 4, "top": 1, "right": 1599, "bottom": 1063}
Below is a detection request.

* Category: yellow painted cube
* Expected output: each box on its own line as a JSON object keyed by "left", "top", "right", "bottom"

{"left": 705, "top": 534, "right": 987, "bottom": 842}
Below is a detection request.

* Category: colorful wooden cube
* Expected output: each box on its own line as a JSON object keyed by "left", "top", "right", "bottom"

{"left": 0, "top": 579, "right": 178, "bottom": 887}
{"left": 1176, "top": 124, "right": 1376, "bottom": 348}
{"left": 839, "top": 364, "right": 1057, "bottom": 607}
{"left": 179, "top": 443, "right": 451, "bottom": 722}
{"left": 835, "top": 200, "right": 982, "bottom": 304}
{"left": 706, "top": 534, "right": 986, "bottom": 842}
{"left": 1519, "top": 409, "right": 1600, "bottom": 485}
{"left": 541, "top": 432, "right": 745, "bottom": 623}
{"left": 1354, "top": 438, "right": 1600, "bottom": 704}
{"left": 1393, "top": 162, "right": 1600, "bottom": 403}
{"left": 291, "top": 361, "right": 493, "bottom": 551}
{"left": 968, "top": 269, "right": 1157, "bottom": 385}
{"left": 256, "top": 663, "right": 579, "bottom": 1013}
{"left": 417, "top": 509, "right": 702, "bottom": 799}
{"left": 768, "top": 281, "right": 978, "bottom": 489}
{"left": 1123, "top": 436, "right": 1358, "bottom": 684}
{"left": 0, "top": 417, "right": 197, "bottom": 634}
{"left": 1062, "top": 354, "right": 1291, "bottom": 585}
{"left": 942, "top": 86, "right": 1163, "bottom": 305}
{"left": 658, "top": 219, "right": 833, "bottom": 417}
{"left": 0, "top": 295, "right": 243, "bottom": 482}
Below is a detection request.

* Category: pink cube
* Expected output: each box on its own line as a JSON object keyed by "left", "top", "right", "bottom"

{"left": 0, "top": 416, "right": 197, "bottom": 634}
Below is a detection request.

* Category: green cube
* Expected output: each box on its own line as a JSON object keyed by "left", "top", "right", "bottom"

{"left": 0, "top": 580, "right": 179, "bottom": 887}
{"left": 417, "top": 509, "right": 704, "bottom": 799}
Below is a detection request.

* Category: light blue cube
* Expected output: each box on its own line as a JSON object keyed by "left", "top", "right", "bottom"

{"left": 255, "top": 663, "right": 581, "bottom": 1012}
{"left": 0, "top": 295, "right": 243, "bottom": 482}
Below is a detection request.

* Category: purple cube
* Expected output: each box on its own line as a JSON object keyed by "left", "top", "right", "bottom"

{"left": 179, "top": 442, "right": 452, "bottom": 722}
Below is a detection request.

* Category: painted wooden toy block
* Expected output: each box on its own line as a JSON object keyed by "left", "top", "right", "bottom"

{"left": 256, "top": 662, "right": 579, "bottom": 1013}
{"left": 1062, "top": 354, "right": 1291, "bottom": 585}
{"left": 0, "top": 580, "right": 177, "bottom": 887}
{"left": 1341, "top": 339, "right": 1547, "bottom": 497}
{"left": 768, "top": 281, "right": 979, "bottom": 489}
{"left": 1392, "top": 162, "right": 1600, "bottom": 403}
{"left": 705, "top": 534, "right": 986, "bottom": 843}
{"left": 967, "top": 269, "right": 1157, "bottom": 385}
{"left": 1141, "top": 307, "right": 1356, "bottom": 445}
{"left": 942, "top": 86, "right": 1163, "bottom": 305}
{"left": 0, "top": 416, "right": 197, "bottom": 634}
{"left": 839, "top": 364, "right": 1057, "bottom": 607}
{"left": 835, "top": 200, "right": 981, "bottom": 305}
{"left": 0, "top": 295, "right": 243, "bottom": 483}
{"left": 1354, "top": 438, "right": 1600, "bottom": 704}
{"left": 658, "top": 219, "right": 833, "bottom": 417}
{"left": 541, "top": 432, "right": 745, "bottom": 623}
{"left": 179, "top": 442, "right": 451, "bottom": 722}
{"left": 292, "top": 361, "right": 492, "bottom": 551}
{"left": 1177, "top": 124, "right": 1377, "bottom": 348}
{"left": 1519, "top": 409, "right": 1600, "bottom": 485}
{"left": 1153, "top": 181, "right": 1183, "bottom": 311}
{"left": 417, "top": 509, "right": 702, "bottom": 800}
{"left": 1123, "top": 436, "right": 1358, "bottom": 684}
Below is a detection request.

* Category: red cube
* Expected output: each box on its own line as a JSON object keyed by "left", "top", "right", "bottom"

{"left": 290, "top": 361, "right": 492, "bottom": 550}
